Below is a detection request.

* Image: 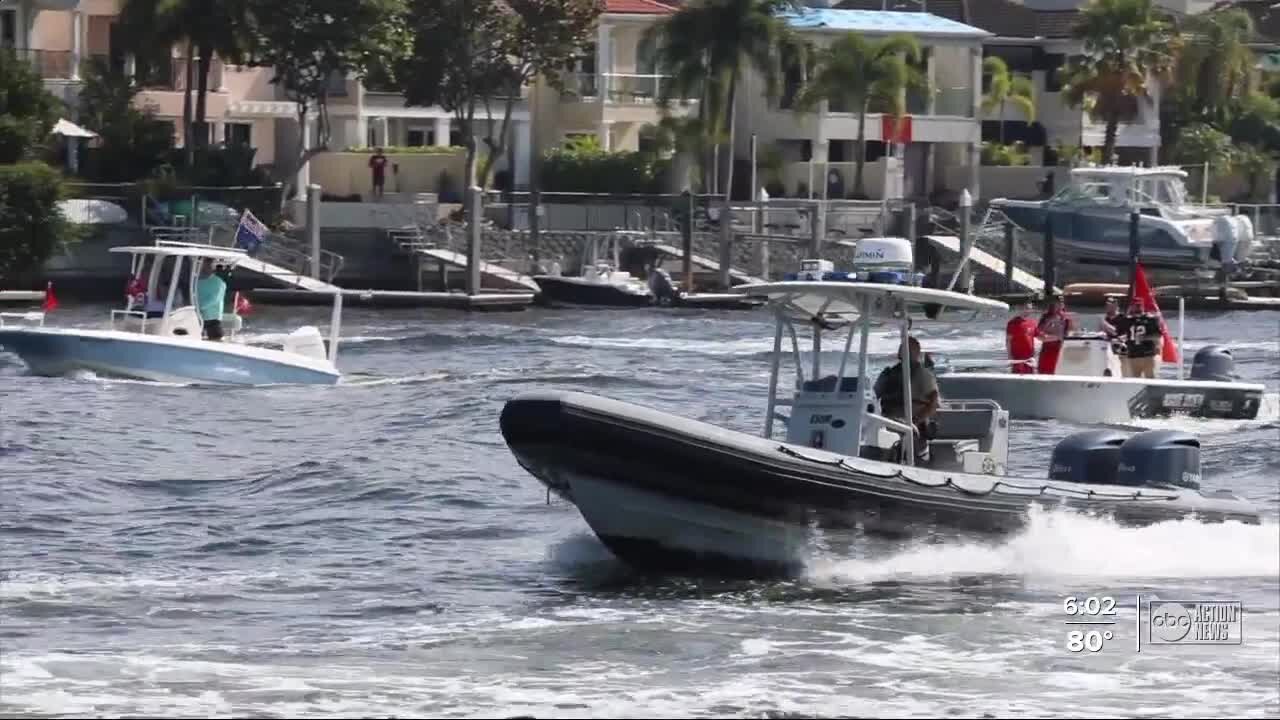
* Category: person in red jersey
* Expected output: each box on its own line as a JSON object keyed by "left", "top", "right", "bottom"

{"left": 1005, "top": 301, "right": 1038, "bottom": 374}
{"left": 1035, "top": 293, "right": 1075, "bottom": 374}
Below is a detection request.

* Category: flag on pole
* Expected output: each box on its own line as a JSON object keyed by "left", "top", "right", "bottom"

{"left": 234, "top": 209, "right": 268, "bottom": 253}
{"left": 41, "top": 281, "right": 58, "bottom": 312}
{"left": 1132, "top": 262, "right": 1179, "bottom": 363}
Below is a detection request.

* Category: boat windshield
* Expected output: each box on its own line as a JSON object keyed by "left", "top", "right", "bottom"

{"left": 1049, "top": 181, "right": 1115, "bottom": 206}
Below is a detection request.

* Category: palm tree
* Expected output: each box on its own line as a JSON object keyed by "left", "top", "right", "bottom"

{"left": 1174, "top": 7, "right": 1256, "bottom": 126}
{"left": 982, "top": 56, "right": 1036, "bottom": 145}
{"left": 1060, "top": 0, "right": 1180, "bottom": 163}
{"left": 646, "top": 0, "right": 799, "bottom": 288}
{"left": 118, "top": 0, "right": 251, "bottom": 158}
{"left": 793, "top": 32, "right": 926, "bottom": 199}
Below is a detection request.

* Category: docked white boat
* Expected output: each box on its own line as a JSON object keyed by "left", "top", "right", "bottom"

{"left": 934, "top": 332, "right": 1266, "bottom": 424}
{"left": 533, "top": 234, "right": 654, "bottom": 307}
{"left": 0, "top": 242, "right": 343, "bottom": 385}
{"left": 499, "top": 239, "right": 1260, "bottom": 576}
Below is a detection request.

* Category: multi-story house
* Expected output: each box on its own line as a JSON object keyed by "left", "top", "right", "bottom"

{"left": 734, "top": 6, "right": 990, "bottom": 201}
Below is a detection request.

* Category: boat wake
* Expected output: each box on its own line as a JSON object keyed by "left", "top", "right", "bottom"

{"left": 807, "top": 505, "right": 1280, "bottom": 584}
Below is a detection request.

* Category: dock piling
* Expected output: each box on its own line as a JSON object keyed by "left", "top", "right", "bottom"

{"left": 958, "top": 189, "right": 972, "bottom": 294}
{"left": 1127, "top": 209, "right": 1140, "bottom": 299}
{"left": 1043, "top": 215, "right": 1056, "bottom": 301}
{"left": 681, "top": 191, "right": 694, "bottom": 292}
{"left": 466, "top": 185, "right": 483, "bottom": 296}
{"left": 307, "top": 184, "right": 321, "bottom": 280}
{"left": 1003, "top": 222, "right": 1015, "bottom": 294}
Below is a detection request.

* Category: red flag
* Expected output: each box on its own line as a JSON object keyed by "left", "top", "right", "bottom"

{"left": 1133, "top": 263, "right": 1179, "bottom": 364}
{"left": 41, "top": 281, "right": 58, "bottom": 312}
{"left": 234, "top": 291, "right": 252, "bottom": 316}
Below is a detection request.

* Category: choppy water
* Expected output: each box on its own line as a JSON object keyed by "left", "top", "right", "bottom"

{"left": 2, "top": 303, "right": 1278, "bottom": 718}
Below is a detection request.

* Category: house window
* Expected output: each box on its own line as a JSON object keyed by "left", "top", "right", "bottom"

{"left": 224, "top": 122, "right": 251, "bottom": 146}
{"left": 1, "top": 10, "right": 17, "bottom": 48}
{"left": 406, "top": 127, "right": 434, "bottom": 147}
{"left": 1045, "top": 54, "right": 1066, "bottom": 92}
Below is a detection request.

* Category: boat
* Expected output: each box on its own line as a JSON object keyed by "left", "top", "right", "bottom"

{"left": 990, "top": 165, "right": 1255, "bottom": 271}
{"left": 498, "top": 238, "right": 1260, "bottom": 576}
{"left": 532, "top": 235, "right": 654, "bottom": 308}
{"left": 933, "top": 331, "right": 1267, "bottom": 424}
{"left": 0, "top": 241, "right": 343, "bottom": 385}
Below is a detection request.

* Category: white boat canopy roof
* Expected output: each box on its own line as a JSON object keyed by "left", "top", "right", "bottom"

{"left": 734, "top": 280, "right": 1009, "bottom": 323}
{"left": 109, "top": 244, "right": 249, "bottom": 264}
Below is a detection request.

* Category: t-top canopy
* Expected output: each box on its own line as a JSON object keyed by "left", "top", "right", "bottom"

{"left": 109, "top": 244, "right": 249, "bottom": 265}
{"left": 734, "top": 280, "right": 1008, "bottom": 324}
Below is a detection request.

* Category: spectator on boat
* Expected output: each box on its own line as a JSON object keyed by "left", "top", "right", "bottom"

{"left": 1035, "top": 294, "right": 1075, "bottom": 374}
{"left": 197, "top": 263, "right": 227, "bottom": 341}
{"left": 874, "top": 336, "right": 940, "bottom": 459}
{"left": 1100, "top": 297, "right": 1121, "bottom": 337}
{"left": 1115, "top": 299, "right": 1162, "bottom": 378}
{"left": 1005, "top": 301, "right": 1037, "bottom": 374}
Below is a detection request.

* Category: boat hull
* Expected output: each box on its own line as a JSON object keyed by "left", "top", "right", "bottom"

{"left": 935, "top": 373, "right": 1265, "bottom": 423}
{"left": 499, "top": 391, "right": 1261, "bottom": 576}
{"left": 532, "top": 276, "right": 654, "bottom": 308}
{"left": 0, "top": 328, "right": 340, "bottom": 385}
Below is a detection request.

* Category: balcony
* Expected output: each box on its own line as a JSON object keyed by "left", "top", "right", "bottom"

{"left": 136, "top": 56, "right": 226, "bottom": 93}
{"left": 9, "top": 48, "right": 81, "bottom": 80}
{"left": 560, "top": 72, "right": 697, "bottom": 106}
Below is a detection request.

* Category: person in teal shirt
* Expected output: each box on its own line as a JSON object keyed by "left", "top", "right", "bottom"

{"left": 196, "top": 263, "right": 227, "bottom": 341}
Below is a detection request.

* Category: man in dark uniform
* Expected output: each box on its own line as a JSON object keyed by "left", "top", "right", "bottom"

{"left": 1111, "top": 299, "right": 1163, "bottom": 378}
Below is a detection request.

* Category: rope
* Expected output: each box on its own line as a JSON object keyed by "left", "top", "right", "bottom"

{"left": 777, "top": 445, "right": 1180, "bottom": 503}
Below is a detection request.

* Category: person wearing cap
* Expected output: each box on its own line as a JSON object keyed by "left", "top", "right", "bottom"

{"left": 196, "top": 262, "right": 227, "bottom": 341}
{"left": 1034, "top": 294, "right": 1075, "bottom": 374}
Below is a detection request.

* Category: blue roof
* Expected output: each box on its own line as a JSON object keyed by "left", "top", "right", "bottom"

{"left": 781, "top": 8, "right": 992, "bottom": 38}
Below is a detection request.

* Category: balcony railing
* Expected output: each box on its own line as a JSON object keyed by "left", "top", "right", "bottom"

{"left": 136, "top": 56, "right": 226, "bottom": 92}
{"left": 933, "top": 88, "right": 973, "bottom": 118}
{"left": 560, "top": 72, "right": 697, "bottom": 105}
{"left": 6, "top": 48, "right": 81, "bottom": 80}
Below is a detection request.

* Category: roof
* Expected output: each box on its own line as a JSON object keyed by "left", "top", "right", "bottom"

{"left": 781, "top": 7, "right": 991, "bottom": 38}
{"left": 109, "top": 244, "right": 249, "bottom": 262}
{"left": 604, "top": 0, "right": 677, "bottom": 14}
{"left": 733, "top": 280, "right": 1008, "bottom": 323}
{"left": 837, "top": 0, "right": 1081, "bottom": 39}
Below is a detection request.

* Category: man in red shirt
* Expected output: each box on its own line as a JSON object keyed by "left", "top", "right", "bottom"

{"left": 1005, "top": 301, "right": 1037, "bottom": 374}
{"left": 368, "top": 147, "right": 388, "bottom": 199}
{"left": 1035, "top": 294, "right": 1075, "bottom": 374}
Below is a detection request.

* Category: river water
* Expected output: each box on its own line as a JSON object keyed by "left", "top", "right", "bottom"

{"left": 2, "top": 303, "right": 1278, "bottom": 718}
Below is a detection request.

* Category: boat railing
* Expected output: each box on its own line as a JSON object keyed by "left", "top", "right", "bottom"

{"left": 863, "top": 412, "right": 915, "bottom": 436}
{"left": 109, "top": 309, "right": 149, "bottom": 332}
{"left": 0, "top": 311, "right": 45, "bottom": 328}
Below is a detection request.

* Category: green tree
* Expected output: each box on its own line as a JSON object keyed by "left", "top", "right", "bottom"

{"left": 1061, "top": 0, "right": 1179, "bottom": 162}
{"left": 981, "top": 56, "right": 1036, "bottom": 145}
{"left": 395, "top": 0, "right": 601, "bottom": 196}
{"left": 0, "top": 49, "right": 60, "bottom": 163}
{"left": 76, "top": 57, "right": 176, "bottom": 182}
{"left": 647, "top": 0, "right": 799, "bottom": 203}
{"left": 794, "top": 33, "right": 926, "bottom": 199}
{"left": 1173, "top": 7, "right": 1255, "bottom": 127}
{"left": 247, "top": 0, "right": 411, "bottom": 198}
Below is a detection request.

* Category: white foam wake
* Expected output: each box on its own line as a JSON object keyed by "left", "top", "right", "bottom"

{"left": 809, "top": 507, "right": 1280, "bottom": 584}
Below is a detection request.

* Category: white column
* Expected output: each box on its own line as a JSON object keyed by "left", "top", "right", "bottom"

{"left": 70, "top": 11, "right": 82, "bottom": 81}
{"left": 597, "top": 122, "right": 611, "bottom": 151}
{"left": 356, "top": 115, "right": 369, "bottom": 148}
{"left": 596, "top": 23, "right": 610, "bottom": 102}
{"left": 433, "top": 116, "right": 450, "bottom": 147}
{"left": 968, "top": 141, "right": 981, "bottom": 202}
{"left": 296, "top": 116, "right": 312, "bottom": 198}
{"left": 378, "top": 116, "right": 390, "bottom": 146}
{"left": 212, "top": 121, "right": 223, "bottom": 146}
{"left": 926, "top": 48, "right": 937, "bottom": 115}
{"left": 514, "top": 120, "right": 531, "bottom": 187}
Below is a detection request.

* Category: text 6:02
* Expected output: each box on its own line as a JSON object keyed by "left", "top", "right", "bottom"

{"left": 1064, "top": 596, "right": 1116, "bottom": 615}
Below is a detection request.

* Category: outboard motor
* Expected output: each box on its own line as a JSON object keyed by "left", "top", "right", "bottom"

{"left": 1114, "top": 430, "right": 1201, "bottom": 490}
{"left": 1049, "top": 429, "right": 1128, "bottom": 485}
{"left": 647, "top": 268, "right": 679, "bottom": 306}
{"left": 1190, "top": 344, "right": 1237, "bottom": 382}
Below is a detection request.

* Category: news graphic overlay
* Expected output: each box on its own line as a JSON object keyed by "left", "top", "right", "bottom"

{"left": 1147, "top": 600, "right": 1243, "bottom": 646}
{"left": 1063, "top": 596, "right": 1119, "bottom": 653}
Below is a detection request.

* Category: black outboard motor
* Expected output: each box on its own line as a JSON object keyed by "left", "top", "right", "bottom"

{"left": 1114, "top": 430, "right": 1201, "bottom": 490}
{"left": 1049, "top": 429, "right": 1128, "bottom": 485}
{"left": 1190, "top": 345, "right": 1237, "bottom": 382}
{"left": 647, "top": 268, "right": 680, "bottom": 306}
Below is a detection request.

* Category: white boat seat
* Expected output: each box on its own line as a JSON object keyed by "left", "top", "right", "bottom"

{"left": 930, "top": 407, "right": 996, "bottom": 452}
{"left": 802, "top": 375, "right": 860, "bottom": 392}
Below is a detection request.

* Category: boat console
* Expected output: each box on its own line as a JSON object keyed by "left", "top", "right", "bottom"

{"left": 1055, "top": 333, "right": 1123, "bottom": 377}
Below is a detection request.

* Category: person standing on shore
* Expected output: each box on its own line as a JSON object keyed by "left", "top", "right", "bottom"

{"left": 368, "top": 147, "right": 388, "bottom": 200}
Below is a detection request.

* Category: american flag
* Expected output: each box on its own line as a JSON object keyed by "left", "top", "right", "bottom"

{"left": 234, "top": 209, "right": 269, "bottom": 253}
